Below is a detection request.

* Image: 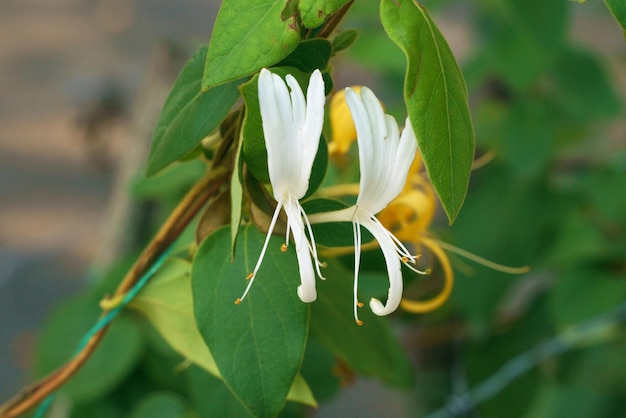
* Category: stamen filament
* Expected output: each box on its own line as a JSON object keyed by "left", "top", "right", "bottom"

{"left": 300, "top": 203, "right": 326, "bottom": 280}
{"left": 435, "top": 240, "right": 530, "bottom": 274}
{"left": 352, "top": 220, "right": 362, "bottom": 324}
{"left": 238, "top": 201, "right": 283, "bottom": 303}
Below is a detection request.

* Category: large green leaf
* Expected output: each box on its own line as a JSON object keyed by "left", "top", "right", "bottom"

{"left": 146, "top": 45, "right": 242, "bottom": 176}
{"left": 299, "top": 0, "right": 351, "bottom": 29}
{"left": 192, "top": 225, "right": 310, "bottom": 418}
{"left": 380, "top": 0, "right": 475, "bottom": 223}
{"left": 604, "top": 0, "right": 626, "bottom": 38}
{"left": 309, "top": 261, "right": 414, "bottom": 387}
{"left": 202, "top": 0, "right": 301, "bottom": 89}
{"left": 129, "top": 257, "right": 316, "bottom": 408}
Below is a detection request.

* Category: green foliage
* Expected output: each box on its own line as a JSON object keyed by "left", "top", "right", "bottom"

{"left": 380, "top": 0, "right": 475, "bottom": 223}
{"left": 202, "top": 0, "right": 301, "bottom": 89}
{"left": 128, "top": 258, "right": 220, "bottom": 376}
{"left": 331, "top": 29, "right": 360, "bottom": 54}
{"left": 146, "top": 46, "right": 242, "bottom": 176}
{"left": 36, "top": 295, "right": 143, "bottom": 402}
{"left": 30, "top": 1, "right": 626, "bottom": 418}
{"left": 192, "top": 226, "right": 310, "bottom": 418}
{"left": 310, "top": 261, "right": 414, "bottom": 387}
{"left": 127, "top": 392, "right": 189, "bottom": 418}
{"left": 299, "top": 0, "right": 351, "bottom": 28}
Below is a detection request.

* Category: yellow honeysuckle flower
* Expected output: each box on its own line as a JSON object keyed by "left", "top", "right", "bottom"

{"left": 328, "top": 86, "right": 361, "bottom": 158}
{"left": 377, "top": 157, "right": 453, "bottom": 314}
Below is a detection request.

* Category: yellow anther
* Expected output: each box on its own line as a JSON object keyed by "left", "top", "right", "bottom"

{"left": 356, "top": 320, "right": 364, "bottom": 326}
{"left": 280, "top": 243, "right": 288, "bottom": 252}
{"left": 357, "top": 302, "right": 364, "bottom": 308}
{"left": 234, "top": 298, "right": 241, "bottom": 305}
{"left": 246, "top": 272, "right": 254, "bottom": 280}
{"left": 401, "top": 256, "right": 409, "bottom": 263}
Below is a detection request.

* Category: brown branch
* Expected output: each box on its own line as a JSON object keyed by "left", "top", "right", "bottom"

{"left": 0, "top": 166, "right": 229, "bottom": 418}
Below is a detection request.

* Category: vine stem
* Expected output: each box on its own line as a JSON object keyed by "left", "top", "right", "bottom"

{"left": 0, "top": 166, "right": 229, "bottom": 418}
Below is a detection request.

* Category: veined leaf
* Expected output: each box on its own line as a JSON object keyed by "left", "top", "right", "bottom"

{"left": 146, "top": 45, "right": 242, "bottom": 176}
{"left": 129, "top": 257, "right": 316, "bottom": 409}
{"left": 192, "top": 226, "right": 310, "bottom": 418}
{"left": 202, "top": 0, "right": 300, "bottom": 89}
{"left": 381, "top": 0, "right": 475, "bottom": 223}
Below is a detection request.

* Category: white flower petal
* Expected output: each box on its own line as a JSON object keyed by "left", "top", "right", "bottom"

{"left": 284, "top": 198, "right": 317, "bottom": 303}
{"left": 345, "top": 87, "right": 417, "bottom": 215}
{"left": 242, "top": 68, "right": 326, "bottom": 305}
{"left": 359, "top": 214, "right": 403, "bottom": 316}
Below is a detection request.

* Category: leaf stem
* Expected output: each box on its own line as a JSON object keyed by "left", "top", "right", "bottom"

{"left": 0, "top": 166, "right": 229, "bottom": 418}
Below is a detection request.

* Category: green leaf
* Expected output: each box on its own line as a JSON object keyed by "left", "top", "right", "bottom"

{"left": 36, "top": 296, "right": 143, "bottom": 402}
{"left": 302, "top": 198, "right": 374, "bottom": 247}
{"left": 240, "top": 68, "right": 328, "bottom": 197}
{"left": 381, "top": 0, "right": 475, "bottom": 223}
{"left": 127, "top": 392, "right": 188, "bottom": 418}
{"left": 605, "top": 0, "right": 626, "bottom": 37}
{"left": 129, "top": 258, "right": 220, "bottom": 376}
{"left": 202, "top": 0, "right": 301, "bottom": 89}
{"left": 147, "top": 46, "right": 242, "bottom": 176}
{"left": 185, "top": 366, "right": 255, "bottom": 418}
{"left": 192, "top": 225, "right": 310, "bottom": 418}
{"left": 231, "top": 129, "right": 245, "bottom": 257}
{"left": 310, "top": 261, "right": 414, "bottom": 387}
{"left": 299, "top": 0, "right": 351, "bottom": 29}
{"left": 331, "top": 29, "right": 360, "bottom": 54}
{"left": 130, "top": 257, "right": 316, "bottom": 408}
{"left": 277, "top": 39, "right": 333, "bottom": 73}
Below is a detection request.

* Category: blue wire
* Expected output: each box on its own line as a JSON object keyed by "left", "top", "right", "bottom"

{"left": 34, "top": 245, "right": 174, "bottom": 418}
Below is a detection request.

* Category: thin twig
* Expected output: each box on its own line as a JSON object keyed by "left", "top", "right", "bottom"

{"left": 0, "top": 166, "right": 229, "bottom": 418}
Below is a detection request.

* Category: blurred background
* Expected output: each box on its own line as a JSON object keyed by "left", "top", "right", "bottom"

{"left": 1, "top": 0, "right": 624, "bottom": 417}
{"left": 0, "top": 0, "right": 219, "bottom": 401}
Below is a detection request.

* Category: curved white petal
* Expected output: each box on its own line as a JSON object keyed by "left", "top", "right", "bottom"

{"left": 284, "top": 197, "right": 317, "bottom": 303}
{"left": 359, "top": 213, "right": 403, "bottom": 316}
{"left": 259, "top": 69, "right": 325, "bottom": 201}
{"left": 345, "top": 87, "right": 418, "bottom": 215}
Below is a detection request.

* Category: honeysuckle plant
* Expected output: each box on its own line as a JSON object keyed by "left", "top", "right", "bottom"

{"left": 14, "top": 0, "right": 626, "bottom": 418}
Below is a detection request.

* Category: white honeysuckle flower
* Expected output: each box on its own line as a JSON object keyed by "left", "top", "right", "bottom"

{"left": 237, "top": 68, "right": 326, "bottom": 305}
{"left": 309, "top": 86, "right": 424, "bottom": 324}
